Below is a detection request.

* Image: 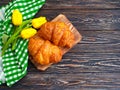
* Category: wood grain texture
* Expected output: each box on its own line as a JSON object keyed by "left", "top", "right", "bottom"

{"left": 1, "top": 0, "right": 120, "bottom": 10}
{"left": 36, "top": 9, "right": 120, "bottom": 31}
{"left": 0, "top": 0, "right": 120, "bottom": 90}
{"left": 44, "top": 0, "right": 120, "bottom": 10}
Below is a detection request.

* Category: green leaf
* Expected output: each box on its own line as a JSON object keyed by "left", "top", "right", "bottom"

{"left": 2, "top": 34, "right": 9, "bottom": 45}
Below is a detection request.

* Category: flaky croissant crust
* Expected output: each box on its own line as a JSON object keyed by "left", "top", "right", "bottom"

{"left": 28, "top": 35, "right": 62, "bottom": 65}
{"left": 28, "top": 21, "right": 75, "bottom": 67}
{"left": 38, "top": 22, "right": 75, "bottom": 48}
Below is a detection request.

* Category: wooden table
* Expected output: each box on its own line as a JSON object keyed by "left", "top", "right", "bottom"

{"left": 0, "top": 0, "right": 120, "bottom": 90}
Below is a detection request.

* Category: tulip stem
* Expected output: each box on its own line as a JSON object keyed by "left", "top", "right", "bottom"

{"left": 2, "top": 19, "right": 32, "bottom": 56}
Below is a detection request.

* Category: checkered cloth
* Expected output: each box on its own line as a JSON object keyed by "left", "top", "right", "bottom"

{"left": 0, "top": 0, "right": 45, "bottom": 86}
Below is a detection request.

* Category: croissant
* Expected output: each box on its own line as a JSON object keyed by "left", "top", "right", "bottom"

{"left": 38, "top": 22, "right": 75, "bottom": 48}
{"left": 28, "top": 35, "right": 62, "bottom": 65}
{"left": 28, "top": 14, "right": 82, "bottom": 71}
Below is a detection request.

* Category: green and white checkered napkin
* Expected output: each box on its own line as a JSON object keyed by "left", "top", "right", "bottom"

{"left": 0, "top": 0, "right": 45, "bottom": 86}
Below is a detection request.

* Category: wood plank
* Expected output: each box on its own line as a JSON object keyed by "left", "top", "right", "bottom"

{"left": 27, "top": 53, "right": 120, "bottom": 73}
{"left": 69, "top": 30, "right": 120, "bottom": 53}
{"left": 1, "top": 0, "right": 120, "bottom": 10}
{"left": 44, "top": 0, "right": 120, "bottom": 10}
{"left": 0, "top": 0, "right": 11, "bottom": 5}
{"left": 36, "top": 9, "right": 120, "bottom": 30}
{"left": 80, "top": 30, "right": 120, "bottom": 44}
{"left": 1, "top": 73, "right": 120, "bottom": 90}
{"left": 69, "top": 43, "right": 120, "bottom": 53}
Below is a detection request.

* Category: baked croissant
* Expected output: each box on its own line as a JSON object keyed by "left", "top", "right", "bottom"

{"left": 38, "top": 22, "right": 75, "bottom": 48}
{"left": 28, "top": 14, "right": 81, "bottom": 71}
{"left": 28, "top": 35, "right": 62, "bottom": 65}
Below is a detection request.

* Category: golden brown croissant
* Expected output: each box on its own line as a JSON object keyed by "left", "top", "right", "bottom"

{"left": 28, "top": 35, "right": 45, "bottom": 56}
{"left": 28, "top": 35, "right": 62, "bottom": 65}
{"left": 38, "top": 22, "right": 75, "bottom": 48}
{"left": 28, "top": 14, "right": 82, "bottom": 71}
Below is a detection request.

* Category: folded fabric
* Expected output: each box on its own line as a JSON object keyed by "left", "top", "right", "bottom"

{"left": 0, "top": 0, "right": 45, "bottom": 86}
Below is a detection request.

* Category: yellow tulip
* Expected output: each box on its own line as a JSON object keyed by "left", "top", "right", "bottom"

{"left": 21, "top": 28, "right": 37, "bottom": 39}
{"left": 32, "top": 17, "right": 47, "bottom": 29}
{"left": 12, "top": 9, "right": 22, "bottom": 26}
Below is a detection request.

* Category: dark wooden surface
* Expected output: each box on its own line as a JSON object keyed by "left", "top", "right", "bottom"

{"left": 0, "top": 0, "right": 120, "bottom": 90}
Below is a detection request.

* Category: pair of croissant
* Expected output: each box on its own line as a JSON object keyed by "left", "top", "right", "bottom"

{"left": 28, "top": 21, "right": 75, "bottom": 69}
